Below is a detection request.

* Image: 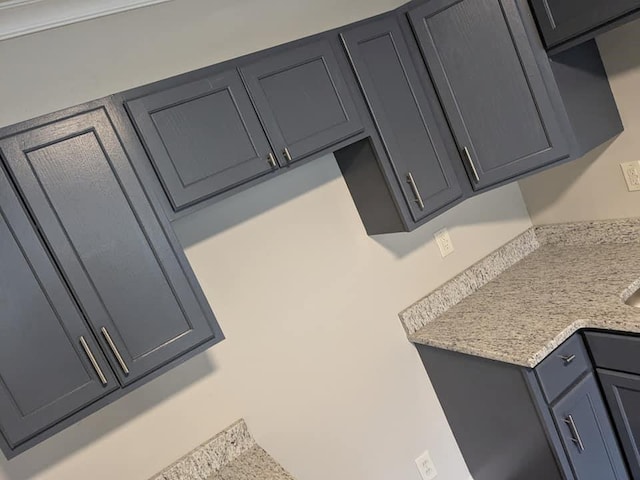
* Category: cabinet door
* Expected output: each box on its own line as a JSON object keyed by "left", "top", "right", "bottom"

{"left": 599, "top": 369, "right": 640, "bottom": 479}
{"left": 530, "top": 0, "right": 640, "bottom": 49}
{"left": 551, "top": 373, "right": 628, "bottom": 480}
{"left": 0, "top": 108, "right": 218, "bottom": 386}
{"left": 408, "top": 0, "right": 569, "bottom": 190}
{"left": 126, "top": 69, "right": 277, "bottom": 211}
{"left": 0, "top": 163, "right": 117, "bottom": 450}
{"left": 240, "top": 39, "right": 363, "bottom": 164}
{"left": 341, "top": 16, "right": 462, "bottom": 222}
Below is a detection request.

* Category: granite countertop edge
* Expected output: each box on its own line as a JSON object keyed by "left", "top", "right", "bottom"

{"left": 401, "top": 218, "right": 640, "bottom": 369}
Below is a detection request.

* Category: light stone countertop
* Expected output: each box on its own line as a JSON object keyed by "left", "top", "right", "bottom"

{"left": 400, "top": 219, "right": 640, "bottom": 368}
{"left": 151, "top": 419, "right": 295, "bottom": 480}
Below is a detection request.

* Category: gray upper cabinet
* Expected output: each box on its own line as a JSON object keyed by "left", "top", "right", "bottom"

{"left": 340, "top": 15, "right": 462, "bottom": 222}
{"left": 240, "top": 39, "right": 363, "bottom": 164}
{"left": 126, "top": 69, "right": 278, "bottom": 212}
{"left": 551, "top": 373, "right": 629, "bottom": 480}
{"left": 408, "top": 0, "right": 570, "bottom": 190}
{"left": 530, "top": 0, "right": 640, "bottom": 51}
{"left": 0, "top": 163, "right": 117, "bottom": 450}
{"left": 0, "top": 108, "right": 219, "bottom": 387}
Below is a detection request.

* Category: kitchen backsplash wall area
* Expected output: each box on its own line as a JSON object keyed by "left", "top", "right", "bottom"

{"left": 0, "top": 0, "right": 532, "bottom": 479}
{"left": 520, "top": 18, "right": 640, "bottom": 224}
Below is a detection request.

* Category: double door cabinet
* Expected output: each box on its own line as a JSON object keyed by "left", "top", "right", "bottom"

{"left": 125, "top": 38, "right": 364, "bottom": 212}
{"left": 418, "top": 332, "right": 631, "bottom": 480}
{"left": 0, "top": 105, "right": 223, "bottom": 458}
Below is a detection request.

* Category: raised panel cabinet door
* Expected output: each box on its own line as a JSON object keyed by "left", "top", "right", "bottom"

{"left": 598, "top": 369, "right": 640, "bottom": 479}
{"left": 240, "top": 39, "right": 364, "bottom": 164}
{"left": 341, "top": 15, "right": 462, "bottom": 222}
{"left": 551, "top": 373, "right": 629, "bottom": 480}
{"left": 0, "top": 108, "right": 219, "bottom": 386}
{"left": 0, "top": 163, "right": 117, "bottom": 451}
{"left": 126, "top": 69, "right": 277, "bottom": 211}
{"left": 530, "top": 0, "right": 640, "bottom": 49}
{"left": 408, "top": 0, "right": 570, "bottom": 190}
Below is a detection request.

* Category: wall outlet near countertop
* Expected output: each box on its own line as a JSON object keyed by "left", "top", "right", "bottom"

{"left": 621, "top": 161, "right": 640, "bottom": 191}
{"left": 415, "top": 450, "right": 438, "bottom": 480}
{"left": 434, "top": 228, "right": 454, "bottom": 257}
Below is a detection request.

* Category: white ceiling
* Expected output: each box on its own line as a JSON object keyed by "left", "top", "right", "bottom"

{"left": 0, "top": 0, "right": 174, "bottom": 40}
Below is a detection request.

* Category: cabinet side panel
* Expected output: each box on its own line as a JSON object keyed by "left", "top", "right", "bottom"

{"left": 416, "top": 345, "right": 564, "bottom": 480}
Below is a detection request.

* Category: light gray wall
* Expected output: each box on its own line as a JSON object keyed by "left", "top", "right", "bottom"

{"left": 0, "top": 1, "right": 533, "bottom": 479}
{"left": 520, "top": 18, "right": 640, "bottom": 224}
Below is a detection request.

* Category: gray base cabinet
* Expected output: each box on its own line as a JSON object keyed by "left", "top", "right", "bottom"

{"left": 552, "top": 373, "right": 628, "bottom": 480}
{"left": 0, "top": 103, "right": 223, "bottom": 458}
{"left": 416, "top": 333, "right": 629, "bottom": 480}
{"left": 408, "top": 0, "right": 570, "bottom": 190}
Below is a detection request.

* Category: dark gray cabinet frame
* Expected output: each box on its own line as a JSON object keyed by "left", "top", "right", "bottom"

{"left": 416, "top": 332, "right": 629, "bottom": 480}
{"left": 0, "top": 99, "right": 224, "bottom": 459}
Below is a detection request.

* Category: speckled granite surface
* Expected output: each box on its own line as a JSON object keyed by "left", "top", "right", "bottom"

{"left": 402, "top": 219, "right": 640, "bottom": 368}
{"left": 150, "top": 420, "right": 294, "bottom": 480}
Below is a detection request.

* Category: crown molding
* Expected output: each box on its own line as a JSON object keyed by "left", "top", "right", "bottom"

{"left": 0, "top": 0, "right": 174, "bottom": 41}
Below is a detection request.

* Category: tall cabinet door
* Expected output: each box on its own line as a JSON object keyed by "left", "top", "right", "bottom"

{"left": 126, "top": 69, "right": 277, "bottom": 212}
{"left": 240, "top": 39, "right": 363, "bottom": 164}
{"left": 408, "top": 0, "right": 569, "bottom": 189}
{"left": 0, "top": 163, "right": 117, "bottom": 451}
{"left": 341, "top": 15, "right": 462, "bottom": 222}
{"left": 0, "top": 108, "right": 219, "bottom": 386}
{"left": 551, "top": 373, "right": 629, "bottom": 480}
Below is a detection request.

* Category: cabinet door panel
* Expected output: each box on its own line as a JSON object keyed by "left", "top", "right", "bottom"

{"left": 599, "top": 369, "right": 640, "bottom": 479}
{"left": 408, "top": 0, "right": 569, "bottom": 189}
{"left": 552, "top": 373, "right": 628, "bottom": 480}
{"left": 341, "top": 16, "right": 462, "bottom": 222}
{"left": 530, "top": 0, "right": 640, "bottom": 48}
{"left": 240, "top": 39, "right": 363, "bottom": 163}
{"left": 0, "top": 108, "right": 217, "bottom": 385}
{"left": 0, "top": 164, "right": 117, "bottom": 449}
{"left": 127, "top": 70, "right": 276, "bottom": 211}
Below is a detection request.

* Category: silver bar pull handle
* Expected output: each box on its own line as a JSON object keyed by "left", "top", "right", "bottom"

{"left": 80, "top": 336, "right": 108, "bottom": 386}
{"left": 463, "top": 147, "right": 480, "bottom": 183}
{"left": 267, "top": 152, "right": 277, "bottom": 168}
{"left": 283, "top": 147, "right": 293, "bottom": 162}
{"left": 564, "top": 415, "right": 585, "bottom": 452}
{"left": 559, "top": 354, "right": 576, "bottom": 364}
{"left": 101, "top": 327, "right": 130, "bottom": 375}
{"left": 406, "top": 172, "right": 425, "bottom": 210}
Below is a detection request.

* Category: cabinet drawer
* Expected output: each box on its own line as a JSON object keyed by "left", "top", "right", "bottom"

{"left": 585, "top": 331, "right": 640, "bottom": 375}
{"left": 536, "top": 334, "right": 590, "bottom": 403}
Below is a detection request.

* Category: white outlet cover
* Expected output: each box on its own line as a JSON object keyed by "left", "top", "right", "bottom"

{"left": 621, "top": 161, "right": 640, "bottom": 192}
{"left": 434, "top": 228, "right": 454, "bottom": 258}
{"left": 415, "top": 450, "right": 438, "bottom": 480}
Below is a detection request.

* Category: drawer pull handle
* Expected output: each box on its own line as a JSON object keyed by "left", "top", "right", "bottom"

{"left": 79, "top": 336, "right": 108, "bottom": 386}
{"left": 406, "top": 172, "right": 425, "bottom": 210}
{"left": 462, "top": 147, "right": 480, "bottom": 183}
{"left": 559, "top": 354, "right": 576, "bottom": 364}
{"left": 283, "top": 147, "right": 293, "bottom": 162}
{"left": 267, "top": 152, "right": 277, "bottom": 168}
{"left": 101, "top": 327, "right": 130, "bottom": 375}
{"left": 564, "top": 414, "right": 585, "bottom": 452}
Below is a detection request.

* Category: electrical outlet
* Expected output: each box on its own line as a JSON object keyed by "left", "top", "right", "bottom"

{"left": 621, "top": 161, "right": 640, "bottom": 192}
{"left": 415, "top": 450, "right": 438, "bottom": 480}
{"left": 434, "top": 228, "right": 454, "bottom": 257}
